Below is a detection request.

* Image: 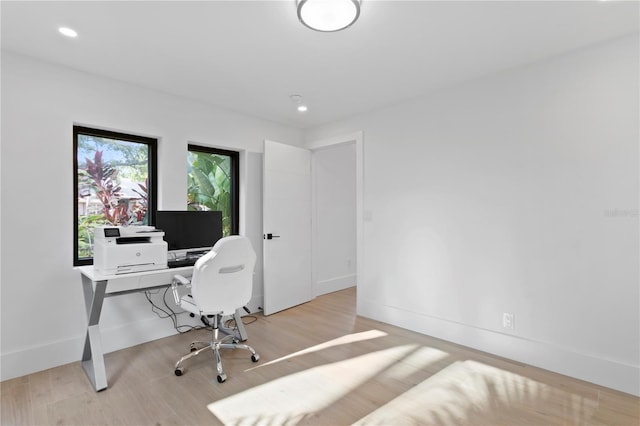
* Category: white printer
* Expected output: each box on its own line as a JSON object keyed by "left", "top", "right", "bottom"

{"left": 93, "top": 225, "right": 168, "bottom": 275}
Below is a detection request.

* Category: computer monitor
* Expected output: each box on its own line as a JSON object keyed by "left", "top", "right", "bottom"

{"left": 154, "top": 210, "right": 223, "bottom": 258}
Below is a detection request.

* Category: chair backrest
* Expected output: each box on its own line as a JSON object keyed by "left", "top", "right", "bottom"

{"left": 189, "top": 235, "right": 257, "bottom": 316}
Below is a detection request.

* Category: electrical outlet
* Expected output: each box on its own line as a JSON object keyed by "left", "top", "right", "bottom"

{"left": 503, "top": 312, "right": 515, "bottom": 330}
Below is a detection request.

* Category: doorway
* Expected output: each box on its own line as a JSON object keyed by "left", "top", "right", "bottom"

{"left": 261, "top": 132, "right": 363, "bottom": 314}
{"left": 308, "top": 132, "right": 363, "bottom": 301}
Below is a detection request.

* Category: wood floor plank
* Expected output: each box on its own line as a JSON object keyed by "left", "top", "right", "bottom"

{"left": 0, "top": 378, "right": 33, "bottom": 426}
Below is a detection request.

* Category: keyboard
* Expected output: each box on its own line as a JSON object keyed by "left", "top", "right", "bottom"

{"left": 167, "top": 251, "right": 207, "bottom": 268}
{"left": 167, "top": 258, "right": 197, "bottom": 268}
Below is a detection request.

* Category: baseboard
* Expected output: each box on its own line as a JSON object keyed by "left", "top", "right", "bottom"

{"left": 358, "top": 298, "right": 640, "bottom": 396}
{"left": 314, "top": 274, "right": 356, "bottom": 297}
{"left": 1, "top": 296, "right": 264, "bottom": 383}
{"left": 0, "top": 316, "right": 189, "bottom": 382}
{"left": 247, "top": 294, "right": 263, "bottom": 313}
{"left": 1, "top": 336, "right": 82, "bottom": 382}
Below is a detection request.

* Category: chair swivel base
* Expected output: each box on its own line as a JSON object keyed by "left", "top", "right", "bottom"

{"left": 174, "top": 335, "right": 259, "bottom": 383}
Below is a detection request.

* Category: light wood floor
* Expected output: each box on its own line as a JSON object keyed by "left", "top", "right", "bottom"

{"left": 2, "top": 287, "right": 638, "bottom": 425}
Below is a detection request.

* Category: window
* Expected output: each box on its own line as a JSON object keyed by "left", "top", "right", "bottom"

{"left": 187, "top": 145, "right": 239, "bottom": 236}
{"left": 74, "top": 126, "right": 157, "bottom": 266}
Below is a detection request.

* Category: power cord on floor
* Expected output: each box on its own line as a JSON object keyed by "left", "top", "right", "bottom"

{"left": 224, "top": 315, "right": 258, "bottom": 328}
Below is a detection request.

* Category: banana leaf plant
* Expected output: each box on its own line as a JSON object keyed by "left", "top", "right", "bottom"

{"left": 187, "top": 151, "right": 231, "bottom": 235}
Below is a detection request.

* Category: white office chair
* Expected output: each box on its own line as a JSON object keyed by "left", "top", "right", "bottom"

{"left": 171, "top": 235, "right": 259, "bottom": 383}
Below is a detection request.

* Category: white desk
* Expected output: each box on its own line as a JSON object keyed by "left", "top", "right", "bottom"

{"left": 78, "top": 265, "right": 248, "bottom": 391}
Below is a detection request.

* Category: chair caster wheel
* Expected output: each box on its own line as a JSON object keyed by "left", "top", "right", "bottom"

{"left": 251, "top": 354, "right": 260, "bottom": 362}
{"left": 174, "top": 367, "right": 184, "bottom": 376}
{"left": 217, "top": 373, "right": 227, "bottom": 383}
{"left": 190, "top": 345, "right": 197, "bottom": 352}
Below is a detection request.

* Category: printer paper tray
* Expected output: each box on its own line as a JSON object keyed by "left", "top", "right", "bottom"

{"left": 115, "top": 263, "right": 166, "bottom": 274}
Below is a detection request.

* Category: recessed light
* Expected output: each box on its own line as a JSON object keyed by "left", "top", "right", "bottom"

{"left": 59, "top": 27, "right": 78, "bottom": 38}
{"left": 290, "top": 94, "right": 308, "bottom": 112}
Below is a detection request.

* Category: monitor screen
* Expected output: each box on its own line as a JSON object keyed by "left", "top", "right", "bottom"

{"left": 155, "top": 210, "right": 223, "bottom": 254}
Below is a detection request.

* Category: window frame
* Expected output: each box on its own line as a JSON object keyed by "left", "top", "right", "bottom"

{"left": 187, "top": 144, "right": 240, "bottom": 236}
{"left": 73, "top": 125, "right": 158, "bottom": 266}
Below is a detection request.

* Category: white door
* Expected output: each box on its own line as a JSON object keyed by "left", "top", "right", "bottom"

{"left": 263, "top": 140, "right": 312, "bottom": 315}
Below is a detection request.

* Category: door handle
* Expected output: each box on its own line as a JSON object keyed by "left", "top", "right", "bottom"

{"left": 264, "top": 233, "right": 281, "bottom": 240}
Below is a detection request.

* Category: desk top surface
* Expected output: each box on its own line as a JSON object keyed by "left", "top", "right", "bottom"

{"left": 78, "top": 265, "right": 193, "bottom": 282}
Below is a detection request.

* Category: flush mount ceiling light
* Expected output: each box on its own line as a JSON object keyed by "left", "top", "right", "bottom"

{"left": 297, "top": 0, "right": 361, "bottom": 32}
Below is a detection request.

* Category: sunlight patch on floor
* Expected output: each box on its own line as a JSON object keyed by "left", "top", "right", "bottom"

{"left": 353, "top": 359, "right": 599, "bottom": 425}
{"left": 208, "top": 343, "right": 421, "bottom": 425}
{"left": 248, "top": 329, "right": 388, "bottom": 370}
{"left": 377, "top": 344, "right": 451, "bottom": 382}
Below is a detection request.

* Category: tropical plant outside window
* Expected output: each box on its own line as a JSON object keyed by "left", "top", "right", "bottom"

{"left": 74, "top": 126, "right": 157, "bottom": 266}
{"left": 187, "top": 145, "right": 239, "bottom": 236}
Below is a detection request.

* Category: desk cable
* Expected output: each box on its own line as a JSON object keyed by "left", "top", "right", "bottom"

{"left": 144, "top": 287, "right": 258, "bottom": 333}
{"left": 144, "top": 287, "right": 205, "bottom": 333}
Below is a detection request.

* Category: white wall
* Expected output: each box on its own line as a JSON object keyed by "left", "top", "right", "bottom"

{"left": 306, "top": 34, "right": 640, "bottom": 395}
{"left": 0, "top": 51, "right": 302, "bottom": 380}
{"left": 2, "top": 33, "right": 638, "bottom": 397}
{"left": 312, "top": 143, "right": 357, "bottom": 296}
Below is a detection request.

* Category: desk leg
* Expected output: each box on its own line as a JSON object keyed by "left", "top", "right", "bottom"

{"left": 81, "top": 275, "right": 108, "bottom": 391}
{"left": 234, "top": 308, "right": 248, "bottom": 341}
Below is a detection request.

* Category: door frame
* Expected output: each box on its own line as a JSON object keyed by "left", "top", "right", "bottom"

{"left": 306, "top": 131, "right": 364, "bottom": 309}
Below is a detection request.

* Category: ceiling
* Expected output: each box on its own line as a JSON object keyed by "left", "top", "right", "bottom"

{"left": 2, "top": 1, "right": 638, "bottom": 129}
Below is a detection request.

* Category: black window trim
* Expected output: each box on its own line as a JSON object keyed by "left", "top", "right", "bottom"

{"left": 73, "top": 125, "right": 158, "bottom": 266}
{"left": 187, "top": 144, "right": 240, "bottom": 235}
